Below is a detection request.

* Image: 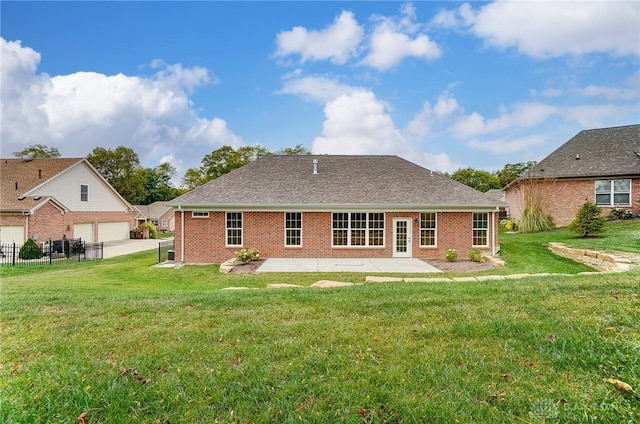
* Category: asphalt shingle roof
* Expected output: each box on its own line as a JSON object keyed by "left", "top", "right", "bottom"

{"left": 524, "top": 124, "right": 640, "bottom": 179}
{"left": 170, "top": 155, "right": 502, "bottom": 209}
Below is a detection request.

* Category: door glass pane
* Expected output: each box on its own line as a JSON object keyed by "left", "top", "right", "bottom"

{"left": 396, "top": 221, "right": 407, "bottom": 252}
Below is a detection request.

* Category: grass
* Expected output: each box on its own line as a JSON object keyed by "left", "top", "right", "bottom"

{"left": 1, "top": 221, "right": 639, "bottom": 423}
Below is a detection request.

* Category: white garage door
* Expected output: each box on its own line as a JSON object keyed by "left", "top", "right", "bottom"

{"left": 74, "top": 223, "right": 94, "bottom": 242}
{"left": 98, "top": 222, "right": 130, "bottom": 242}
{"left": 0, "top": 226, "right": 25, "bottom": 244}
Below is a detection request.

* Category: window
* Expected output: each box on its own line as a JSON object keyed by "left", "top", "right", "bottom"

{"left": 285, "top": 212, "right": 302, "bottom": 246}
{"left": 595, "top": 179, "right": 631, "bottom": 206}
{"left": 80, "top": 185, "right": 88, "bottom": 202}
{"left": 162, "top": 219, "right": 168, "bottom": 227}
{"left": 226, "top": 212, "right": 242, "bottom": 246}
{"left": 332, "top": 212, "right": 385, "bottom": 247}
{"left": 420, "top": 212, "right": 436, "bottom": 246}
{"left": 192, "top": 211, "right": 209, "bottom": 218}
{"left": 472, "top": 213, "right": 489, "bottom": 246}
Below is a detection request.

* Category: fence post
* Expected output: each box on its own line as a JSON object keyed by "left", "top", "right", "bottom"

{"left": 12, "top": 243, "right": 16, "bottom": 266}
{"left": 49, "top": 239, "right": 53, "bottom": 265}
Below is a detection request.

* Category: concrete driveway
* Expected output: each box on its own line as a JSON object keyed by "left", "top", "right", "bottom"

{"left": 102, "top": 238, "right": 172, "bottom": 259}
{"left": 256, "top": 258, "right": 442, "bottom": 273}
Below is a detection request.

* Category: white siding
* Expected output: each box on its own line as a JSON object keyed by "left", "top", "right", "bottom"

{"left": 98, "top": 222, "right": 130, "bottom": 242}
{"left": 0, "top": 226, "right": 25, "bottom": 244}
{"left": 74, "top": 223, "right": 94, "bottom": 242}
{"left": 28, "top": 162, "right": 130, "bottom": 212}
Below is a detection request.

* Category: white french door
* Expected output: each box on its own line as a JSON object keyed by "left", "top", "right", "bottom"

{"left": 393, "top": 218, "right": 412, "bottom": 258}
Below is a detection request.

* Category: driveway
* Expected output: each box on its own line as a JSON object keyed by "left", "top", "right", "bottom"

{"left": 256, "top": 258, "right": 442, "bottom": 273}
{"left": 102, "top": 238, "right": 173, "bottom": 259}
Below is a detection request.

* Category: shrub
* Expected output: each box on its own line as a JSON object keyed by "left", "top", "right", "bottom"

{"left": 235, "top": 247, "right": 260, "bottom": 264}
{"left": 468, "top": 248, "right": 484, "bottom": 263}
{"left": 138, "top": 221, "right": 158, "bottom": 239}
{"left": 503, "top": 220, "right": 516, "bottom": 231}
{"left": 567, "top": 200, "right": 606, "bottom": 237}
{"left": 610, "top": 207, "right": 639, "bottom": 220}
{"left": 445, "top": 249, "right": 458, "bottom": 262}
{"left": 19, "top": 239, "right": 43, "bottom": 260}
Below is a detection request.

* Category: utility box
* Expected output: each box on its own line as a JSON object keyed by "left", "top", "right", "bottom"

{"left": 167, "top": 250, "right": 175, "bottom": 261}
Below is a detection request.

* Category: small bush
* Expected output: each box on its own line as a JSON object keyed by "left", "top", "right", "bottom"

{"left": 567, "top": 200, "right": 606, "bottom": 237}
{"left": 19, "top": 239, "right": 43, "bottom": 260}
{"left": 138, "top": 221, "right": 158, "bottom": 239}
{"left": 468, "top": 248, "right": 484, "bottom": 263}
{"left": 610, "top": 207, "right": 639, "bottom": 220}
{"left": 445, "top": 249, "right": 458, "bottom": 262}
{"left": 503, "top": 220, "right": 516, "bottom": 231}
{"left": 235, "top": 247, "right": 260, "bottom": 264}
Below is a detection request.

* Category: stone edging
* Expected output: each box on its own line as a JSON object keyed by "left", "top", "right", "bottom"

{"left": 547, "top": 242, "right": 639, "bottom": 272}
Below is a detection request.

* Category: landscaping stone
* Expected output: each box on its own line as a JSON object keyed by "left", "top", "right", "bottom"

{"left": 504, "top": 273, "right": 531, "bottom": 279}
{"left": 365, "top": 276, "right": 404, "bottom": 283}
{"left": 476, "top": 275, "right": 505, "bottom": 281}
{"left": 220, "top": 287, "right": 251, "bottom": 290}
{"left": 403, "top": 277, "right": 452, "bottom": 283}
{"left": 451, "top": 277, "right": 477, "bottom": 282}
{"left": 266, "top": 283, "right": 303, "bottom": 289}
{"left": 311, "top": 280, "right": 355, "bottom": 288}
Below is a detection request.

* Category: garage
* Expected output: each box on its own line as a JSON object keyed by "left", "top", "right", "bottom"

{"left": 73, "top": 223, "right": 94, "bottom": 242}
{"left": 0, "top": 226, "right": 25, "bottom": 244}
{"left": 98, "top": 222, "right": 130, "bottom": 242}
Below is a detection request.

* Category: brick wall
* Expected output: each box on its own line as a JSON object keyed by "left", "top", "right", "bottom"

{"left": 174, "top": 210, "right": 498, "bottom": 264}
{"left": 506, "top": 178, "right": 640, "bottom": 227}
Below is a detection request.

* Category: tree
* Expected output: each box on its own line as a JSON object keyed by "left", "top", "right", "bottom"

{"left": 87, "top": 146, "right": 145, "bottom": 204}
{"left": 496, "top": 161, "right": 537, "bottom": 188}
{"left": 12, "top": 144, "right": 61, "bottom": 158}
{"left": 567, "top": 200, "right": 606, "bottom": 237}
{"left": 447, "top": 167, "right": 501, "bottom": 192}
{"left": 140, "top": 162, "right": 183, "bottom": 204}
{"left": 275, "top": 144, "right": 311, "bottom": 155}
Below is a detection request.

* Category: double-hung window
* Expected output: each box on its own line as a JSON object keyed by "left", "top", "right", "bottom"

{"left": 226, "top": 212, "right": 242, "bottom": 246}
{"left": 472, "top": 212, "right": 489, "bottom": 247}
{"left": 80, "top": 184, "right": 88, "bottom": 202}
{"left": 332, "top": 212, "right": 384, "bottom": 247}
{"left": 285, "top": 212, "right": 302, "bottom": 246}
{"left": 420, "top": 212, "right": 436, "bottom": 247}
{"left": 595, "top": 179, "right": 631, "bottom": 206}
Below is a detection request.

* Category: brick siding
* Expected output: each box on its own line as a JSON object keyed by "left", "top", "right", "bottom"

{"left": 174, "top": 210, "right": 498, "bottom": 264}
{"left": 506, "top": 178, "right": 640, "bottom": 227}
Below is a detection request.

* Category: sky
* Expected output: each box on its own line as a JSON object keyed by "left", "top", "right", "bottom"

{"left": 2, "top": 1, "right": 639, "bottom": 186}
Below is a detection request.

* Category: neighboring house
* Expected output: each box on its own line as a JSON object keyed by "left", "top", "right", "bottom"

{"left": 134, "top": 201, "right": 175, "bottom": 232}
{"left": 169, "top": 155, "right": 505, "bottom": 264}
{"left": 484, "top": 189, "right": 508, "bottom": 220}
{"left": 0, "top": 158, "right": 136, "bottom": 244}
{"left": 505, "top": 124, "right": 640, "bottom": 226}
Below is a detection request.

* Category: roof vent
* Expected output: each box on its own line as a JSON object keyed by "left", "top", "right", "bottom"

{"left": 576, "top": 154, "right": 580, "bottom": 160}
{"left": 18, "top": 196, "right": 25, "bottom": 201}
{"left": 312, "top": 159, "right": 318, "bottom": 174}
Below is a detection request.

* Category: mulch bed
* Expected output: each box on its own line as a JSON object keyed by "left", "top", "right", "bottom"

{"left": 229, "top": 258, "right": 495, "bottom": 274}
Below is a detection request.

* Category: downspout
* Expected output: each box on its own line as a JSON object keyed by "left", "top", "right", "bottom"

{"left": 492, "top": 209, "right": 497, "bottom": 256}
{"left": 179, "top": 206, "right": 185, "bottom": 263}
{"left": 24, "top": 213, "right": 29, "bottom": 241}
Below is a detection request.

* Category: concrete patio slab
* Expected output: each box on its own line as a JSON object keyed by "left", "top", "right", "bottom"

{"left": 256, "top": 258, "right": 442, "bottom": 273}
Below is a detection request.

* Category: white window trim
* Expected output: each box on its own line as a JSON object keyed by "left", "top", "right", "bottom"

{"left": 472, "top": 212, "right": 489, "bottom": 248}
{"left": 419, "top": 212, "right": 438, "bottom": 248}
{"left": 594, "top": 179, "right": 631, "bottom": 206}
{"left": 284, "top": 212, "right": 303, "bottom": 247}
{"left": 192, "top": 211, "right": 209, "bottom": 218}
{"left": 225, "top": 212, "right": 243, "bottom": 247}
{"left": 331, "top": 212, "right": 385, "bottom": 248}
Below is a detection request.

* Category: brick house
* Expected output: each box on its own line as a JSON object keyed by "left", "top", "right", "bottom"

{"left": 169, "top": 155, "right": 504, "bottom": 264}
{"left": 134, "top": 202, "right": 175, "bottom": 232}
{"left": 505, "top": 124, "right": 640, "bottom": 226}
{"left": 0, "top": 158, "right": 136, "bottom": 244}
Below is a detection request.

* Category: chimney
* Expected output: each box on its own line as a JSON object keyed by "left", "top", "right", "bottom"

{"left": 312, "top": 159, "right": 318, "bottom": 174}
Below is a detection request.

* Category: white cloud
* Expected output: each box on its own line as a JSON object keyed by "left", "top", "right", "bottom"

{"left": 0, "top": 37, "right": 240, "bottom": 179}
{"left": 274, "top": 11, "right": 363, "bottom": 65}
{"left": 277, "top": 72, "right": 362, "bottom": 103}
{"left": 360, "top": 3, "right": 441, "bottom": 71}
{"left": 434, "top": 1, "right": 640, "bottom": 58}
{"left": 468, "top": 135, "right": 545, "bottom": 154}
{"left": 407, "top": 92, "right": 463, "bottom": 136}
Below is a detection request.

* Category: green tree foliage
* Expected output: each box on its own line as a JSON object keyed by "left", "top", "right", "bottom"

{"left": 12, "top": 144, "right": 61, "bottom": 158}
{"left": 19, "top": 239, "right": 42, "bottom": 260}
{"left": 87, "top": 146, "right": 145, "bottom": 204}
{"left": 495, "top": 161, "right": 537, "bottom": 188}
{"left": 567, "top": 200, "right": 606, "bottom": 237}
{"left": 275, "top": 144, "right": 311, "bottom": 155}
{"left": 140, "top": 162, "right": 183, "bottom": 204}
{"left": 446, "top": 167, "right": 501, "bottom": 192}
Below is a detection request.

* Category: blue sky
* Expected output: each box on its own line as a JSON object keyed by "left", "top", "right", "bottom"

{"left": 2, "top": 1, "right": 638, "bottom": 185}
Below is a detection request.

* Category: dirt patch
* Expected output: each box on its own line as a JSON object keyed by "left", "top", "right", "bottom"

{"left": 426, "top": 259, "right": 496, "bottom": 273}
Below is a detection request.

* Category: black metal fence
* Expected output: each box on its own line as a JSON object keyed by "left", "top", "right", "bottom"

{"left": 158, "top": 239, "right": 175, "bottom": 263}
{"left": 0, "top": 239, "right": 103, "bottom": 267}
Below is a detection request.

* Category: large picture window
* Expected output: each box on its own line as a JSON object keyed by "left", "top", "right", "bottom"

{"left": 285, "top": 212, "right": 302, "bottom": 246}
{"left": 332, "top": 212, "right": 385, "bottom": 247}
{"left": 226, "top": 212, "right": 242, "bottom": 246}
{"left": 420, "top": 212, "right": 436, "bottom": 247}
{"left": 472, "top": 212, "right": 489, "bottom": 247}
{"left": 595, "top": 179, "right": 631, "bottom": 206}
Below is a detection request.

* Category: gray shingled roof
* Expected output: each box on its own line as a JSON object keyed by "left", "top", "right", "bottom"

{"left": 523, "top": 124, "right": 640, "bottom": 179}
{"left": 170, "top": 155, "right": 503, "bottom": 210}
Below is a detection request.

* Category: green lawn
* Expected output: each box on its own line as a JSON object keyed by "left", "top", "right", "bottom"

{"left": 1, "top": 221, "right": 639, "bottom": 423}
